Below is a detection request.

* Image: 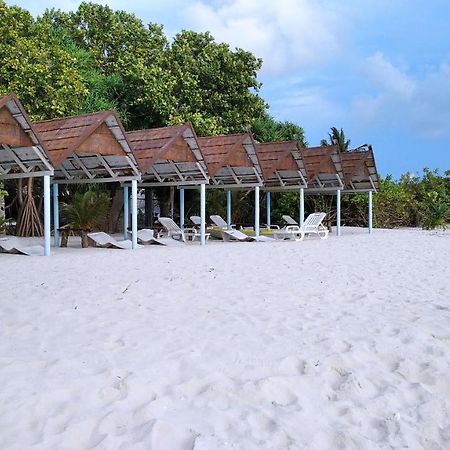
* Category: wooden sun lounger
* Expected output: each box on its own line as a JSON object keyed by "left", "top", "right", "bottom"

{"left": 87, "top": 232, "right": 132, "bottom": 249}
{"left": 0, "top": 237, "right": 44, "bottom": 256}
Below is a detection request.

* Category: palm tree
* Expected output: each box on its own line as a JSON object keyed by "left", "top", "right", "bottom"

{"left": 320, "top": 127, "right": 351, "bottom": 152}
{"left": 62, "top": 189, "right": 110, "bottom": 230}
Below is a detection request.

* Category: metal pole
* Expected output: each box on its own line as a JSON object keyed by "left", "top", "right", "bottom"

{"left": 123, "top": 185, "right": 129, "bottom": 240}
{"left": 255, "top": 186, "right": 260, "bottom": 237}
{"left": 299, "top": 187, "right": 305, "bottom": 227}
{"left": 52, "top": 183, "right": 59, "bottom": 247}
{"left": 200, "top": 183, "right": 206, "bottom": 245}
{"left": 131, "top": 180, "right": 138, "bottom": 249}
{"left": 336, "top": 189, "right": 341, "bottom": 237}
{"left": 226, "top": 190, "right": 232, "bottom": 230}
{"left": 179, "top": 188, "right": 185, "bottom": 230}
{"left": 368, "top": 190, "right": 373, "bottom": 234}
{"left": 266, "top": 191, "right": 271, "bottom": 228}
{"left": 43, "top": 175, "right": 51, "bottom": 256}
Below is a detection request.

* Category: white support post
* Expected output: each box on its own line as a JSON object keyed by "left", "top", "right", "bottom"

{"left": 299, "top": 187, "right": 305, "bottom": 227}
{"left": 52, "top": 183, "right": 59, "bottom": 247}
{"left": 123, "top": 185, "right": 129, "bottom": 240}
{"left": 336, "top": 189, "right": 341, "bottom": 237}
{"left": 179, "top": 188, "right": 185, "bottom": 230}
{"left": 266, "top": 191, "right": 271, "bottom": 228}
{"left": 43, "top": 175, "right": 51, "bottom": 256}
{"left": 200, "top": 183, "right": 206, "bottom": 246}
{"left": 226, "top": 190, "right": 232, "bottom": 230}
{"left": 255, "top": 186, "right": 260, "bottom": 237}
{"left": 131, "top": 180, "right": 138, "bottom": 249}
{"left": 368, "top": 190, "right": 373, "bottom": 234}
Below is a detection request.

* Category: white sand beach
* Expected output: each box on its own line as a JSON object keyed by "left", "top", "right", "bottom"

{"left": 1, "top": 228, "right": 450, "bottom": 449}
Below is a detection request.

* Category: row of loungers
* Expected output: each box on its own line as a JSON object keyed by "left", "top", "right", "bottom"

{"left": 0, "top": 213, "right": 329, "bottom": 255}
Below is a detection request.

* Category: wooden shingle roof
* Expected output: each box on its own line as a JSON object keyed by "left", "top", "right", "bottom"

{"left": 198, "top": 133, "right": 262, "bottom": 186}
{"left": 0, "top": 94, "right": 53, "bottom": 180}
{"left": 340, "top": 147, "right": 380, "bottom": 192}
{"left": 127, "top": 123, "right": 208, "bottom": 186}
{"left": 302, "top": 145, "right": 344, "bottom": 190}
{"left": 255, "top": 141, "right": 308, "bottom": 189}
{"left": 34, "top": 111, "right": 140, "bottom": 183}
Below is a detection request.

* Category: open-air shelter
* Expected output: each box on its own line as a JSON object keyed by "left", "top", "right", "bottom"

{"left": 197, "top": 132, "right": 263, "bottom": 236}
{"left": 256, "top": 141, "right": 379, "bottom": 234}
{"left": 33, "top": 110, "right": 141, "bottom": 249}
{"left": 0, "top": 94, "right": 54, "bottom": 255}
{"left": 127, "top": 123, "right": 209, "bottom": 244}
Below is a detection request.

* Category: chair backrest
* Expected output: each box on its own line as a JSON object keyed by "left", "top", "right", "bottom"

{"left": 210, "top": 215, "right": 228, "bottom": 229}
{"left": 190, "top": 215, "right": 201, "bottom": 226}
{"left": 282, "top": 215, "right": 298, "bottom": 225}
{"left": 158, "top": 217, "right": 181, "bottom": 232}
{"left": 303, "top": 212, "right": 326, "bottom": 230}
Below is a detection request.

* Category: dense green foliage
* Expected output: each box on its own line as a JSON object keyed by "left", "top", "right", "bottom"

{"left": 251, "top": 114, "right": 308, "bottom": 146}
{"left": 276, "top": 169, "right": 450, "bottom": 231}
{"left": 0, "top": 1, "right": 265, "bottom": 133}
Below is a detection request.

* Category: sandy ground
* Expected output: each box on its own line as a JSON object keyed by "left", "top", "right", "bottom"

{"left": 0, "top": 227, "right": 449, "bottom": 449}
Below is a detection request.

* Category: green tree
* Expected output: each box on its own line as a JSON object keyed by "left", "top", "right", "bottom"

{"left": 38, "top": 3, "right": 173, "bottom": 128}
{"left": 251, "top": 114, "right": 307, "bottom": 145}
{"left": 0, "top": 1, "right": 87, "bottom": 119}
{"left": 320, "top": 127, "right": 350, "bottom": 152}
{"left": 166, "top": 30, "right": 266, "bottom": 135}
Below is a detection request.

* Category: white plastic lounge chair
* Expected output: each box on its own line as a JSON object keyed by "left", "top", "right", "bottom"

{"left": 282, "top": 215, "right": 299, "bottom": 226}
{"left": 273, "top": 212, "right": 329, "bottom": 241}
{"left": 187, "top": 216, "right": 210, "bottom": 241}
{"left": 0, "top": 237, "right": 44, "bottom": 255}
{"left": 301, "top": 212, "right": 329, "bottom": 239}
{"left": 158, "top": 217, "right": 195, "bottom": 242}
{"left": 87, "top": 232, "right": 132, "bottom": 249}
{"left": 210, "top": 215, "right": 271, "bottom": 242}
{"left": 210, "top": 215, "right": 236, "bottom": 230}
{"left": 127, "top": 228, "right": 165, "bottom": 245}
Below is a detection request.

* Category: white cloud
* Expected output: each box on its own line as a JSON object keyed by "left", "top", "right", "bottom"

{"left": 352, "top": 53, "right": 450, "bottom": 139}
{"left": 180, "top": 0, "right": 344, "bottom": 74}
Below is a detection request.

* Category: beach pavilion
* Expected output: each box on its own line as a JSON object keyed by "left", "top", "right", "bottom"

{"left": 197, "top": 132, "right": 264, "bottom": 236}
{"left": 33, "top": 110, "right": 141, "bottom": 250}
{"left": 126, "top": 123, "right": 209, "bottom": 244}
{"left": 256, "top": 141, "right": 379, "bottom": 234}
{"left": 0, "top": 94, "right": 54, "bottom": 255}
{"left": 340, "top": 145, "right": 380, "bottom": 232}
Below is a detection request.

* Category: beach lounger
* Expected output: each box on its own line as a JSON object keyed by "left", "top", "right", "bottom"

{"left": 157, "top": 217, "right": 186, "bottom": 242}
{"left": 0, "top": 237, "right": 44, "bottom": 255}
{"left": 282, "top": 215, "right": 299, "bottom": 226}
{"left": 273, "top": 213, "right": 329, "bottom": 241}
{"left": 127, "top": 228, "right": 165, "bottom": 245}
{"left": 188, "top": 216, "right": 211, "bottom": 241}
{"left": 87, "top": 232, "right": 132, "bottom": 249}
{"left": 301, "top": 212, "right": 329, "bottom": 239}
{"left": 210, "top": 215, "right": 236, "bottom": 230}
{"left": 210, "top": 215, "right": 271, "bottom": 242}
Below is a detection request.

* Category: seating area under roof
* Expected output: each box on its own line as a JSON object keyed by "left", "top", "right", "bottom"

{"left": 127, "top": 123, "right": 208, "bottom": 186}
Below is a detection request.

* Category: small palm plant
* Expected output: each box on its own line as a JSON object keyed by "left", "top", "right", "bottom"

{"left": 62, "top": 189, "right": 111, "bottom": 231}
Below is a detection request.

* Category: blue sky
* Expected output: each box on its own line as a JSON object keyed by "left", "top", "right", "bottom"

{"left": 9, "top": 0, "right": 450, "bottom": 177}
